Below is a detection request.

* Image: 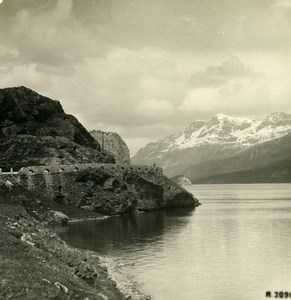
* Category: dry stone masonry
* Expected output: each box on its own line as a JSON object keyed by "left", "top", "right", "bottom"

{"left": 0, "top": 163, "right": 163, "bottom": 199}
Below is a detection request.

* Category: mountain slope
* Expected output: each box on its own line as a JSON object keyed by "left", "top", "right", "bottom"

{"left": 184, "top": 132, "right": 291, "bottom": 182}
{"left": 192, "top": 156, "right": 291, "bottom": 184}
{"left": 0, "top": 86, "right": 114, "bottom": 169}
{"left": 132, "top": 112, "right": 291, "bottom": 177}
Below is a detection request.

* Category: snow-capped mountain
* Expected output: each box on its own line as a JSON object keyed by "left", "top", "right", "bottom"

{"left": 184, "top": 131, "right": 291, "bottom": 183}
{"left": 132, "top": 112, "right": 291, "bottom": 176}
{"left": 160, "top": 112, "right": 291, "bottom": 150}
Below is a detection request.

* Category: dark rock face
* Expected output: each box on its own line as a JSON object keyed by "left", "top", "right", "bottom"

{"left": 0, "top": 87, "right": 114, "bottom": 168}
{"left": 0, "top": 86, "right": 64, "bottom": 124}
{"left": 90, "top": 130, "right": 131, "bottom": 165}
{"left": 66, "top": 168, "right": 200, "bottom": 215}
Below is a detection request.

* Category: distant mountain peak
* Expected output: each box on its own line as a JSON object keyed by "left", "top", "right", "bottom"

{"left": 214, "top": 113, "right": 230, "bottom": 119}
{"left": 263, "top": 112, "right": 291, "bottom": 124}
{"left": 156, "top": 111, "right": 291, "bottom": 150}
{"left": 212, "top": 113, "right": 252, "bottom": 124}
{"left": 132, "top": 112, "right": 291, "bottom": 176}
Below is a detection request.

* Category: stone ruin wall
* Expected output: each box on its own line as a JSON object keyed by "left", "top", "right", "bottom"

{"left": 0, "top": 163, "right": 163, "bottom": 200}
{"left": 19, "top": 163, "right": 163, "bottom": 176}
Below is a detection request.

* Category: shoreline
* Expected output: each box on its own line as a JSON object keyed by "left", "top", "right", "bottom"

{"left": 68, "top": 215, "right": 111, "bottom": 223}
{"left": 60, "top": 215, "right": 151, "bottom": 299}
{"left": 0, "top": 186, "right": 150, "bottom": 300}
{"left": 99, "top": 256, "right": 151, "bottom": 300}
{"left": 0, "top": 182, "right": 198, "bottom": 299}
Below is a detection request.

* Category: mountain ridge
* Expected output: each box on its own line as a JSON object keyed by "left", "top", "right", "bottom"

{"left": 132, "top": 112, "right": 291, "bottom": 178}
{"left": 184, "top": 132, "right": 291, "bottom": 182}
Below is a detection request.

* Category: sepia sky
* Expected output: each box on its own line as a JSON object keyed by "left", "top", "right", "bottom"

{"left": 1, "top": 0, "right": 291, "bottom": 154}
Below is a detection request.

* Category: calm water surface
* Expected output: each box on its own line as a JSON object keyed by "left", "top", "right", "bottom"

{"left": 59, "top": 184, "right": 291, "bottom": 300}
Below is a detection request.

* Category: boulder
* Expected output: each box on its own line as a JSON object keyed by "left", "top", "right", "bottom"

{"left": 48, "top": 211, "right": 69, "bottom": 224}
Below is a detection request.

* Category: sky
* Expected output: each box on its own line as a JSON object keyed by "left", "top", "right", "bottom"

{"left": 1, "top": 0, "right": 291, "bottom": 155}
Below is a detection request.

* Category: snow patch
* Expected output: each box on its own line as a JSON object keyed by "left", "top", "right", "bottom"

{"left": 158, "top": 113, "right": 291, "bottom": 152}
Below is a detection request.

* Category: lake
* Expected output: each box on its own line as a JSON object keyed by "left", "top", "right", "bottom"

{"left": 59, "top": 184, "right": 291, "bottom": 300}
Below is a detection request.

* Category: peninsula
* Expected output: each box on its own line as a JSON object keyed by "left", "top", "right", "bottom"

{"left": 0, "top": 86, "right": 200, "bottom": 299}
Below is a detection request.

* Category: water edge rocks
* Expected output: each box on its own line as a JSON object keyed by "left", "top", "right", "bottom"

{"left": 67, "top": 168, "right": 200, "bottom": 215}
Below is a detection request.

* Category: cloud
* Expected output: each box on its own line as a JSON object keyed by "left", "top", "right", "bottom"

{"left": 179, "top": 88, "right": 220, "bottom": 112}
{"left": 272, "top": 0, "right": 291, "bottom": 8}
{"left": 0, "top": 46, "right": 189, "bottom": 129}
{"left": 190, "top": 57, "right": 257, "bottom": 88}
{"left": 0, "top": 0, "right": 102, "bottom": 68}
{"left": 56, "top": 0, "right": 73, "bottom": 17}
{"left": 0, "top": 45, "right": 19, "bottom": 60}
{"left": 179, "top": 57, "right": 291, "bottom": 116}
{"left": 137, "top": 99, "right": 175, "bottom": 116}
{"left": 1, "top": 0, "right": 291, "bottom": 153}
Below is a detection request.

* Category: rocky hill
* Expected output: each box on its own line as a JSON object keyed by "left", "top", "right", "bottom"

{"left": 90, "top": 130, "right": 130, "bottom": 165}
{"left": 0, "top": 86, "right": 114, "bottom": 169}
{"left": 132, "top": 113, "right": 291, "bottom": 178}
{"left": 0, "top": 89, "right": 200, "bottom": 299}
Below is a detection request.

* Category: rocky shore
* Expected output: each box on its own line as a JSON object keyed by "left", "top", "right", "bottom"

{"left": 0, "top": 186, "right": 151, "bottom": 300}
{"left": 0, "top": 170, "right": 199, "bottom": 298}
{"left": 56, "top": 167, "right": 200, "bottom": 215}
{"left": 0, "top": 86, "right": 200, "bottom": 299}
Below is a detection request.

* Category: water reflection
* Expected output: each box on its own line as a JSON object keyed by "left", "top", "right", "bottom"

{"left": 59, "top": 208, "right": 195, "bottom": 255}
{"left": 59, "top": 184, "right": 291, "bottom": 300}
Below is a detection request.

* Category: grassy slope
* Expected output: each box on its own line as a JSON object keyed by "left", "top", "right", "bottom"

{"left": 0, "top": 186, "right": 126, "bottom": 300}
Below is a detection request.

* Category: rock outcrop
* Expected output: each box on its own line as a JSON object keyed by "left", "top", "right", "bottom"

{"left": 0, "top": 86, "right": 200, "bottom": 300}
{"left": 90, "top": 130, "right": 130, "bottom": 165}
{"left": 57, "top": 168, "right": 200, "bottom": 215}
{"left": 0, "top": 86, "right": 199, "bottom": 212}
{"left": 48, "top": 210, "right": 69, "bottom": 224}
{"left": 0, "top": 86, "right": 114, "bottom": 169}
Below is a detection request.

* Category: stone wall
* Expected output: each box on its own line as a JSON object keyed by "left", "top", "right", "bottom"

{"left": 0, "top": 163, "right": 163, "bottom": 200}
{"left": 18, "top": 163, "right": 163, "bottom": 176}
